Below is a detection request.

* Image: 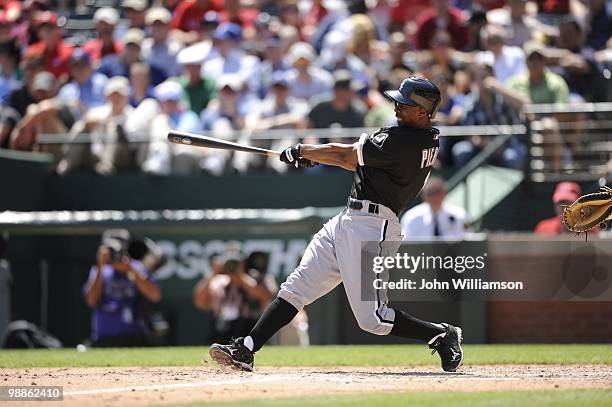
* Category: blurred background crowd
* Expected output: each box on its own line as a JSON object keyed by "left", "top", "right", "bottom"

{"left": 0, "top": 0, "right": 609, "bottom": 175}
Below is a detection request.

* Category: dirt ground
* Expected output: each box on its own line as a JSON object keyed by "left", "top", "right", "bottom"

{"left": 2, "top": 364, "right": 611, "bottom": 407}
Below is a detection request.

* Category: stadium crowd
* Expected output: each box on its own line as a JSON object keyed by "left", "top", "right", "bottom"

{"left": 0, "top": 0, "right": 609, "bottom": 175}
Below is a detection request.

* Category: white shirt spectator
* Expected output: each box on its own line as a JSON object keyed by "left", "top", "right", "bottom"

{"left": 201, "top": 48, "right": 259, "bottom": 95}
{"left": 477, "top": 46, "right": 526, "bottom": 84}
{"left": 401, "top": 202, "right": 467, "bottom": 240}
{"left": 285, "top": 66, "right": 334, "bottom": 102}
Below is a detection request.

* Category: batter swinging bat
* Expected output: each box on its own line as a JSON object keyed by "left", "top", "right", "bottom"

{"left": 167, "top": 130, "right": 280, "bottom": 157}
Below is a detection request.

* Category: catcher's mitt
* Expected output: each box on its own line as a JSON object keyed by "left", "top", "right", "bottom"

{"left": 562, "top": 186, "right": 612, "bottom": 233}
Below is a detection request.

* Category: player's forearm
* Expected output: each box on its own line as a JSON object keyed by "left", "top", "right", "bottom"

{"left": 300, "top": 143, "right": 358, "bottom": 171}
{"left": 132, "top": 273, "right": 162, "bottom": 303}
{"left": 85, "top": 268, "right": 104, "bottom": 307}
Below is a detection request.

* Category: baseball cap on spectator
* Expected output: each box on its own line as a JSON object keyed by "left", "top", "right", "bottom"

{"left": 155, "top": 80, "right": 183, "bottom": 101}
{"left": 202, "top": 10, "right": 219, "bottom": 28}
{"left": 124, "top": 28, "right": 145, "bottom": 46}
{"left": 289, "top": 42, "right": 316, "bottom": 64}
{"left": 216, "top": 74, "right": 243, "bottom": 92}
{"left": 553, "top": 182, "right": 581, "bottom": 203}
{"left": 145, "top": 7, "right": 172, "bottom": 25}
{"left": 524, "top": 41, "right": 545, "bottom": 58}
{"left": 70, "top": 48, "right": 91, "bottom": 65}
{"left": 32, "top": 71, "right": 55, "bottom": 92}
{"left": 105, "top": 76, "right": 130, "bottom": 97}
{"left": 333, "top": 69, "right": 354, "bottom": 90}
{"left": 35, "top": 11, "right": 57, "bottom": 27}
{"left": 271, "top": 71, "right": 289, "bottom": 88}
{"left": 94, "top": 7, "right": 119, "bottom": 26}
{"left": 213, "top": 23, "right": 241, "bottom": 41}
{"left": 177, "top": 44, "right": 208, "bottom": 65}
{"left": 122, "top": 0, "right": 147, "bottom": 11}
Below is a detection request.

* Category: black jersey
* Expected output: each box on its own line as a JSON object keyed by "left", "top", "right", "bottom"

{"left": 350, "top": 125, "right": 440, "bottom": 215}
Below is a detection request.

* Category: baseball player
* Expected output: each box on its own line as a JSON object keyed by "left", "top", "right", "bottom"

{"left": 209, "top": 76, "right": 463, "bottom": 372}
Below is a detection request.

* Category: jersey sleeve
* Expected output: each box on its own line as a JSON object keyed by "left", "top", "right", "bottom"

{"left": 357, "top": 129, "right": 401, "bottom": 170}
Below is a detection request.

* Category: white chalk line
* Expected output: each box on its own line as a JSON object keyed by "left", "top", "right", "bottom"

{"left": 61, "top": 372, "right": 553, "bottom": 397}
{"left": 63, "top": 376, "right": 284, "bottom": 396}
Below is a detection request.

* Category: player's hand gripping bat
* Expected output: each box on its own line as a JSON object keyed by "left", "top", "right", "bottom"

{"left": 167, "top": 130, "right": 280, "bottom": 157}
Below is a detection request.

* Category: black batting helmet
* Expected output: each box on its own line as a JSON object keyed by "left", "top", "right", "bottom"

{"left": 384, "top": 76, "right": 442, "bottom": 119}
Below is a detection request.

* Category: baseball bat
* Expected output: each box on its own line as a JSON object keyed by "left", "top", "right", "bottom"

{"left": 167, "top": 130, "right": 280, "bottom": 157}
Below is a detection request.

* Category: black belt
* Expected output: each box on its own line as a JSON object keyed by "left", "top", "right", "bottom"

{"left": 348, "top": 198, "right": 379, "bottom": 214}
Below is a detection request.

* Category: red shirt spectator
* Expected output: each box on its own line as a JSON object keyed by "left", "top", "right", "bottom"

{"left": 83, "top": 38, "right": 124, "bottom": 63}
{"left": 534, "top": 0, "right": 569, "bottom": 15}
{"left": 25, "top": 11, "right": 72, "bottom": 79}
{"left": 390, "top": 0, "right": 432, "bottom": 28}
{"left": 171, "top": 0, "right": 222, "bottom": 32}
{"left": 83, "top": 8, "right": 124, "bottom": 63}
{"left": 413, "top": 0, "right": 469, "bottom": 50}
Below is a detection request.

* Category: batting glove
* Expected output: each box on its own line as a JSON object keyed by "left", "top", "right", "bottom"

{"left": 280, "top": 143, "right": 302, "bottom": 167}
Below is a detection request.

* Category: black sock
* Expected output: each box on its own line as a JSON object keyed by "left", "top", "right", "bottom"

{"left": 249, "top": 297, "right": 298, "bottom": 352}
{"left": 390, "top": 309, "right": 446, "bottom": 342}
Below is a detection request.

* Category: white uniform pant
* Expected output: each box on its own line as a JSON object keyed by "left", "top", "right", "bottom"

{"left": 278, "top": 201, "right": 402, "bottom": 335}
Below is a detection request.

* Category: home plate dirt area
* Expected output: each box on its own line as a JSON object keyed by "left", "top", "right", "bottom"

{"left": 2, "top": 365, "right": 611, "bottom": 406}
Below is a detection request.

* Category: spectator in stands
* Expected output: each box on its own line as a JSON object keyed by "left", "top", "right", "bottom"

{"left": 389, "top": 0, "right": 431, "bottom": 31}
{"left": 489, "top": 42, "right": 569, "bottom": 111}
{"left": 25, "top": 11, "right": 72, "bottom": 80}
{"left": 177, "top": 47, "right": 216, "bottom": 115}
{"left": 218, "top": 0, "right": 258, "bottom": 31}
{"left": 401, "top": 176, "right": 468, "bottom": 239}
{"left": 128, "top": 62, "right": 156, "bottom": 107}
{"left": 58, "top": 48, "right": 108, "bottom": 113}
{"left": 171, "top": 0, "right": 220, "bottom": 34}
{"left": 84, "top": 8, "right": 122, "bottom": 64}
{"left": 10, "top": 71, "right": 76, "bottom": 157}
{"left": 201, "top": 23, "right": 259, "bottom": 96}
{"left": 430, "top": 67, "right": 465, "bottom": 126}
{"left": 477, "top": 25, "right": 526, "bottom": 84}
{"left": 449, "top": 63, "right": 526, "bottom": 169}
{"left": 584, "top": 0, "right": 612, "bottom": 51}
{"left": 534, "top": 0, "right": 571, "bottom": 25}
{"left": 240, "top": 72, "right": 309, "bottom": 172}
{"left": 142, "top": 80, "right": 202, "bottom": 175}
{"left": 413, "top": 0, "right": 469, "bottom": 51}
{"left": 418, "top": 30, "right": 468, "bottom": 78}
{"left": 193, "top": 248, "right": 276, "bottom": 344}
{"left": 547, "top": 17, "right": 608, "bottom": 103}
{"left": 0, "top": 38, "right": 21, "bottom": 105}
{"left": 22, "top": 0, "right": 50, "bottom": 46}
{"left": 141, "top": 8, "right": 183, "bottom": 81}
{"left": 464, "top": 6, "right": 488, "bottom": 52}
{"left": 84, "top": 232, "right": 161, "bottom": 347}
{"left": 115, "top": 0, "right": 147, "bottom": 41}
{"left": 534, "top": 182, "right": 589, "bottom": 234}
{"left": 321, "top": 28, "right": 370, "bottom": 77}
{"left": 388, "top": 32, "right": 415, "bottom": 72}
{"left": 306, "top": 70, "right": 365, "bottom": 130}
{"left": 285, "top": 41, "right": 333, "bottom": 102}
{"left": 0, "top": 54, "right": 43, "bottom": 149}
{"left": 252, "top": 35, "right": 291, "bottom": 99}
{"left": 58, "top": 77, "right": 136, "bottom": 175}
{"left": 201, "top": 74, "right": 251, "bottom": 132}
{"left": 488, "top": 0, "right": 558, "bottom": 48}
{"left": 256, "top": 71, "right": 305, "bottom": 128}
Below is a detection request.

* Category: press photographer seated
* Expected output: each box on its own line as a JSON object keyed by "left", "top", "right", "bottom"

{"left": 83, "top": 230, "right": 161, "bottom": 347}
{"left": 193, "top": 249, "right": 276, "bottom": 344}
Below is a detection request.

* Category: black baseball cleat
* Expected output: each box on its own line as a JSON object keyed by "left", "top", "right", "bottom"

{"left": 428, "top": 323, "right": 463, "bottom": 372}
{"left": 209, "top": 337, "right": 254, "bottom": 371}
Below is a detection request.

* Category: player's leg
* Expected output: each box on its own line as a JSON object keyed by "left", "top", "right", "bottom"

{"left": 335, "top": 210, "right": 463, "bottom": 371}
{"left": 209, "top": 214, "right": 343, "bottom": 370}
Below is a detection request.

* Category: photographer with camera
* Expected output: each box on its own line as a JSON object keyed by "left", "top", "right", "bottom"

{"left": 193, "top": 248, "right": 276, "bottom": 344}
{"left": 83, "top": 231, "right": 161, "bottom": 347}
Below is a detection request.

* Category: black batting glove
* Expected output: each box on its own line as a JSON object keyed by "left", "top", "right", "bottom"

{"left": 280, "top": 143, "right": 302, "bottom": 167}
